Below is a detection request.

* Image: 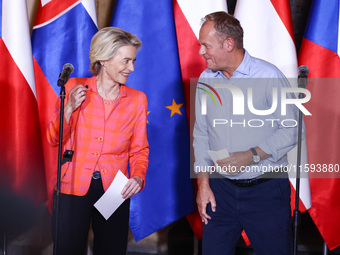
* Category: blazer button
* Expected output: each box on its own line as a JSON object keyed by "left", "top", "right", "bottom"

{"left": 97, "top": 136, "right": 103, "bottom": 142}
{"left": 101, "top": 169, "right": 107, "bottom": 174}
{"left": 93, "top": 152, "right": 100, "bottom": 157}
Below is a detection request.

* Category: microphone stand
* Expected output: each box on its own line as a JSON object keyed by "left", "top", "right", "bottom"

{"left": 53, "top": 74, "right": 69, "bottom": 255}
{"left": 293, "top": 71, "right": 308, "bottom": 255}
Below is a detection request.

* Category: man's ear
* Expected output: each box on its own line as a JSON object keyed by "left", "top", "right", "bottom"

{"left": 224, "top": 37, "right": 235, "bottom": 52}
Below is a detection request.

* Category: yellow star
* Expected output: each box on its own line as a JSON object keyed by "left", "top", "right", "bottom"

{"left": 166, "top": 99, "right": 183, "bottom": 117}
{"left": 147, "top": 111, "right": 150, "bottom": 123}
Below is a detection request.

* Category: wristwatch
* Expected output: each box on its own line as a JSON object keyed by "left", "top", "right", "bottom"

{"left": 250, "top": 147, "right": 261, "bottom": 164}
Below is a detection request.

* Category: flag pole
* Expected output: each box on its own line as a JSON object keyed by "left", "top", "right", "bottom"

{"left": 2, "top": 231, "right": 7, "bottom": 255}
{"left": 323, "top": 241, "right": 329, "bottom": 255}
{"left": 293, "top": 66, "right": 309, "bottom": 255}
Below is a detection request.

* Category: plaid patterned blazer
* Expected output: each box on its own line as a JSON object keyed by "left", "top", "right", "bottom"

{"left": 47, "top": 76, "right": 149, "bottom": 196}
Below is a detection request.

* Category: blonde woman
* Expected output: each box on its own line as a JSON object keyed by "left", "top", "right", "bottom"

{"left": 47, "top": 27, "right": 149, "bottom": 255}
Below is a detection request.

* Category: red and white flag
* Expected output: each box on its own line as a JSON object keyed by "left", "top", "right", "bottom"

{"left": 234, "top": 0, "right": 312, "bottom": 212}
{"left": 0, "top": 0, "right": 46, "bottom": 204}
{"left": 173, "top": 0, "right": 228, "bottom": 239}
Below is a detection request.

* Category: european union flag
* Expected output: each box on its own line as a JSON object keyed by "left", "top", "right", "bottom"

{"left": 111, "top": 0, "right": 195, "bottom": 241}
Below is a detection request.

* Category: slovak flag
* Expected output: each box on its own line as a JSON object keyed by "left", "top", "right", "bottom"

{"left": 298, "top": 0, "right": 340, "bottom": 250}
{"left": 0, "top": 0, "right": 46, "bottom": 205}
{"left": 32, "top": 0, "right": 98, "bottom": 210}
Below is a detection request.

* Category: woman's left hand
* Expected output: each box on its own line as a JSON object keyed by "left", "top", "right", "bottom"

{"left": 121, "top": 176, "right": 144, "bottom": 199}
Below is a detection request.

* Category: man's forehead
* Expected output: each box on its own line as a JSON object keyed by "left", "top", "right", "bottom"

{"left": 200, "top": 20, "right": 215, "bottom": 31}
{"left": 199, "top": 23, "right": 218, "bottom": 41}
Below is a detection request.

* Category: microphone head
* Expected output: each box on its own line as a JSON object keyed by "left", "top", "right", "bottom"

{"left": 298, "top": 65, "right": 309, "bottom": 75}
{"left": 63, "top": 63, "right": 74, "bottom": 73}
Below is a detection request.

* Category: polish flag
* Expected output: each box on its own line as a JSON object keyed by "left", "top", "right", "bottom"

{"left": 174, "top": 0, "right": 228, "bottom": 117}
{"left": 0, "top": 0, "right": 46, "bottom": 205}
{"left": 173, "top": 0, "right": 228, "bottom": 239}
{"left": 234, "top": 0, "right": 312, "bottom": 213}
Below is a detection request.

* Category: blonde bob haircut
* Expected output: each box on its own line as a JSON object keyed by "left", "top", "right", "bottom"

{"left": 89, "top": 27, "right": 142, "bottom": 75}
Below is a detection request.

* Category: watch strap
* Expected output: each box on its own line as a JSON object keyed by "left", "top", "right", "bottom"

{"left": 250, "top": 147, "right": 258, "bottom": 156}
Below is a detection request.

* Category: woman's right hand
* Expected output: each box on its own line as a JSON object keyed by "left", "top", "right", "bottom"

{"left": 64, "top": 85, "right": 88, "bottom": 124}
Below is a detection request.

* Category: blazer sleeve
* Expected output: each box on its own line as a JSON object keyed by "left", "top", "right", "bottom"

{"left": 128, "top": 91, "right": 149, "bottom": 190}
{"left": 46, "top": 78, "right": 79, "bottom": 146}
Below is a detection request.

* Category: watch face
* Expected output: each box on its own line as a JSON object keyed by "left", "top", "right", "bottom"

{"left": 253, "top": 155, "right": 261, "bottom": 163}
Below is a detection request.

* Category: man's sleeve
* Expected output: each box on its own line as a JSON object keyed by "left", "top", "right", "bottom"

{"left": 258, "top": 76, "right": 305, "bottom": 162}
{"left": 193, "top": 83, "right": 213, "bottom": 173}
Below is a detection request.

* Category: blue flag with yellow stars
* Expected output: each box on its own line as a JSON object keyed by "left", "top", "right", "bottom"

{"left": 111, "top": 0, "right": 195, "bottom": 241}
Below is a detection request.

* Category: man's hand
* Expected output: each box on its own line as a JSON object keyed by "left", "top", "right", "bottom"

{"left": 216, "top": 147, "right": 271, "bottom": 174}
{"left": 121, "top": 176, "right": 144, "bottom": 199}
{"left": 196, "top": 173, "right": 216, "bottom": 225}
{"left": 216, "top": 150, "right": 253, "bottom": 174}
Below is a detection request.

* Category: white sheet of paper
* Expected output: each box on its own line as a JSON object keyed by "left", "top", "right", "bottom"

{"left": 207, "top": 149, "right": 230, "bottom": 168}
{"left": 94, "top": 170, "right": 128, "bottom": 220}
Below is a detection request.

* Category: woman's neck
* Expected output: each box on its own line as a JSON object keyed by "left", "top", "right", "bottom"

{"left": 96, "top": 75, "right": 120, "bottom": 100}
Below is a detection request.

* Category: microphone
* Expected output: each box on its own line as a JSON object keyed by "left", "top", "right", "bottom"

{"left": 298, "top": 65, "right": 309, "bottom": 88}
{"left": 58, "top": 63, "right": 74, "bottom": 87}
{"left": 298, "top": 65, "right": 309, "bottom": 77}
